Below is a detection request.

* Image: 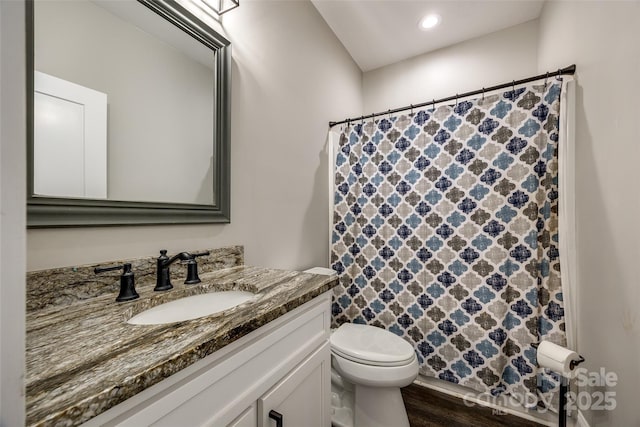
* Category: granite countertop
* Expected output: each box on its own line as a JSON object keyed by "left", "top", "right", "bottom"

{"left": 26, "top": 264, "right": 337, "bottom": 426}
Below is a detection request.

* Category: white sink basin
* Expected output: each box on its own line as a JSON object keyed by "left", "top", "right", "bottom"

{"left": 128, "top": 291, "right": 256, "bottom": 325}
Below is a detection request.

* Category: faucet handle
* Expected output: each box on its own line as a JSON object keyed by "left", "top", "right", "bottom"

{"left": 155, "top": 249, "right": 173, "bottom": 292}
{"left": 95, "top": 263, "right": 139, "bottom": 302}
{"left": 184, "top": 251, "right": 210, "bottom": 285}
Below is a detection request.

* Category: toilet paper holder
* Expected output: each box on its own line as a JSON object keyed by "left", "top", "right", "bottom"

{"left": 569, "top": 354, "right": 585, "bottom": 370}
{"left": 532, "top": 342, "right": 586, "bottom": 427}
{"left": 530, "top": 342, "right": 585, "bottom": 370}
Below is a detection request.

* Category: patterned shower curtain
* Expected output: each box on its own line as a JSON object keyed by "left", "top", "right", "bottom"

{"left": 331, "top": 80, "right": 566, "bottom": 408}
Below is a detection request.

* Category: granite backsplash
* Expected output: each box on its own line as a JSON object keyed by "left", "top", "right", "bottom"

{"left": 26, "top": 245, "right": 244, "bottom": 312}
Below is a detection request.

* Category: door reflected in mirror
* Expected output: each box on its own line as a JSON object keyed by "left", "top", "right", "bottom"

{"left": 34, "top": 71, "right": 108, "bottom": 199}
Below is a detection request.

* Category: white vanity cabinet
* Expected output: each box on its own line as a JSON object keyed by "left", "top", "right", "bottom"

{"left": 258, "top": 342, "right": 330, "bottom": 427}
{"left": 84, "top": 292, "right": 332, "bottom": 427}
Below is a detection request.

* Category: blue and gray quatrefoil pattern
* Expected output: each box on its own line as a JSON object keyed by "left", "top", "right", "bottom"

{"left": 331, "top": 81, "right": 566, "bottom": 407}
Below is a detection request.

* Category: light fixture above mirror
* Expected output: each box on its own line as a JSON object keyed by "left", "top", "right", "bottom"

{"left": 198, "top": 0, "right": 239, "bottom": 18}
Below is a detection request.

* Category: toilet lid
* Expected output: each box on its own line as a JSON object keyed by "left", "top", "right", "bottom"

{"left": 330, "top": 323, "right": 416, "bottom": 367}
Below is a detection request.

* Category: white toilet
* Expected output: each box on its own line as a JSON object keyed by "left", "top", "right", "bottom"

{"left": 302, "top": 268, "right": 419, "bottom": 427}
{"left": 330, "top": 323, "right": 419, "bottom": 427}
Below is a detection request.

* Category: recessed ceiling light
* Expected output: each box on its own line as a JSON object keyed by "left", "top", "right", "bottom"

{"left": 419, "top": 14, "right": 441, "bottom": 30}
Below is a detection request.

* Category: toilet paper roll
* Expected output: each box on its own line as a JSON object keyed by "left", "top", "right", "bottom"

{"left": 537, "top": 341, "right": 579, "bottom": 375}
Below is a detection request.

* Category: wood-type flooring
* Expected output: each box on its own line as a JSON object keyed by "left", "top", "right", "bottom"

{"left": 402, "top": 384, "right": 546, "bottom": 427}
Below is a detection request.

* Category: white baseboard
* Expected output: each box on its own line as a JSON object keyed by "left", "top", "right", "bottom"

{"left": 576, "top": 410, "right": 590, "bottom": 427}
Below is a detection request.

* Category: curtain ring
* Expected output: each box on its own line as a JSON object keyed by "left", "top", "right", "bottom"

{"left": 361, "top": 115, "right": 365, "bottom": 126}
{"left": 410, "top": 104, "right": 414, "bottom": 116}
{"left": 455, "top": 94, "right": 458, "bottom": 108}
{"left": 512, "top": 80, "right": 516, "bottom": 92}
{"left": 432, "top": 99, "right": 436, "bottom": 112}
{"left": 387, "top": 109, "right": 391, "bottom": 121}
{"left": 544, "top": 72, "right": 549, "bottom": 88}
{"left": 557, "top": 68, "right": 562, "bottom": 79}
{"left": 481, "top": 88, "right": 485, "bottom": 102}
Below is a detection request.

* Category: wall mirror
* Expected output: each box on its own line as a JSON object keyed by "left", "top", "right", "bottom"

{"left": 27, "top": 0, "right": 231, "bottom": 227}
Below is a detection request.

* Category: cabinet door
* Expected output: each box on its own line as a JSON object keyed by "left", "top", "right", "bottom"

{"left": 258, "top": 342, "right": 330, "bottom": 427}
{"left": 227, "top": 404, "right": 257, "bottom": 427}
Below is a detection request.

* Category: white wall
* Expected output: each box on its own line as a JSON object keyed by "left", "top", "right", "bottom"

{"left": 0, "top": 1, "right": 27, "bottom": 425}
{"left": 362, "top": 20, "right": 539, "bottom": 113}
{"left": 538, "top": 2, "right": 640, "bottom": 426}
{"left": 27, "top": 0, "right": 362, "bottom": 272}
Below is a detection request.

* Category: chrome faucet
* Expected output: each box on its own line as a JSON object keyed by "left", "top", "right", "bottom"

{"left": 154, "top": 249, "right": 210, "bottom": 291}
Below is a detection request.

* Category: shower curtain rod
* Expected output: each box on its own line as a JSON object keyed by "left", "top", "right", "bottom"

{"left": 328, "top": 64, "right": 576, "bottom": 128}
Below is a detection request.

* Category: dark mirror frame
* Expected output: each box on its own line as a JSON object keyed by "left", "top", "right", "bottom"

{"left": 26, "top": 0, "right": 231, "bottom": 227}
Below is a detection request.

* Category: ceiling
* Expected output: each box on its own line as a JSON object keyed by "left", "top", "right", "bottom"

{"left": 310, "top": 0, "right": 545, "bottom": 72}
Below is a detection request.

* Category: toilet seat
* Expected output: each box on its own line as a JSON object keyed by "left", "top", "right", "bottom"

{"left": 331, "top": 352, "right": 419, "bottom": 388}
{"left": 330, "top": 323, "right": 416, "bottom": 367}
